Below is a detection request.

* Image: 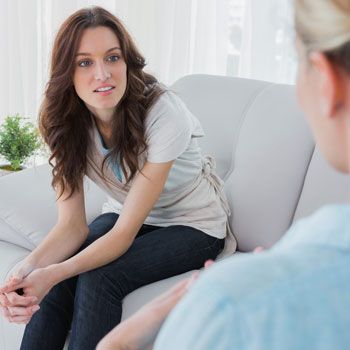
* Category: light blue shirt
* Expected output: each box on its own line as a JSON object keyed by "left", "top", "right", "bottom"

{"left": 154, "top": 204, "right": 350, "bottom": 350}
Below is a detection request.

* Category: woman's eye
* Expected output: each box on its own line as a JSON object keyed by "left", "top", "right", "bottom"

{"left": 78, "top": 60, "right": 91, "bottom": 67}
{"left": 107, "top": 55, "right": 120, "bottom": 63}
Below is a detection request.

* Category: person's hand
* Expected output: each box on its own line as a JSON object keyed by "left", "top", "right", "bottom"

{"left": 0, "top": 259, "right": 40, "bottom": 324}
{"left": 0, "top": 265, "right": 57, "bottom": 324}
{"left": 0, "top": 292, "right": 39, "bottom": 324}
{"left": 0, "top": 266, "right": 56, "bottom": 304}
{"left": 1, "top": 258, "right": 36, "bottom": 294}
{"left": 253, "top": 246, "right": 264, "bottom": 253}
{"left": 97, "top": 250, "right": 266, "bottom": 350}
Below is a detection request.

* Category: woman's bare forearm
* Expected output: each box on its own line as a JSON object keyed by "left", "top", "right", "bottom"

{"left": 26, "top": 223, "right": 89, "bottom": 269}
{"left": 51, "top": 227, "right": 132, "bottom": 282}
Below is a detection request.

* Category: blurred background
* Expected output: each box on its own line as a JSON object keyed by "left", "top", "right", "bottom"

{"left": 0, "top": 0, "right": 296, "bottom": 125}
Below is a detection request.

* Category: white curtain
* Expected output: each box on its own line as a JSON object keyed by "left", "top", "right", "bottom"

{"left": 236, "top": 0, "right": 296, "bottom": 84}
{"left": 0, "top": 0, "right": 295, "bottom": 125}
{"left": 0, "top": 0, "right": 40, "bottom": 124}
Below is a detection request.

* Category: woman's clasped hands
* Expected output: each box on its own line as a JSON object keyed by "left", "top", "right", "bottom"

{"left": 0, "top": 260, "right": 57, "bottom": 325}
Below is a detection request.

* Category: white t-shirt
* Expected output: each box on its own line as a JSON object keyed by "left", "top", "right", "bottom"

{"left": 86, "top": 88, "right": 236, "bottom": 248}
{"left": 102, "top": 90, "right": 205, "bottom": 211}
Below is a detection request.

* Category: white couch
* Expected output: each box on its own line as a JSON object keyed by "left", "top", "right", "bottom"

{"left": 1, "top": 74, "right": 349, "bottom": 349}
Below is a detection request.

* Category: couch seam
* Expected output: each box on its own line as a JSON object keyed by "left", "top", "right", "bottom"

{"left": 223, "top": 82, "right": 276, "bottom": 182}
{"left": 289, "top": 144, "right": 316, "bottom": 226}
{"left": 0, "top": 215, "right": 36, "bottom": 248}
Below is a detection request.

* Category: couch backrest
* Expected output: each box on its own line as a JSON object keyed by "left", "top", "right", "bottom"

{"left": 171, "top": 74, "right": 350, "bottom": 252}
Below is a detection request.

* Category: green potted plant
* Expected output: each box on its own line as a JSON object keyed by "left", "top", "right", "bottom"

{"left": 0, "top": 114, "right": 42, "bottom": 174}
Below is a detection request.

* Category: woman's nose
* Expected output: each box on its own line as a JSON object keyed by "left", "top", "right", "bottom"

{"left": 94, "top": 62, "right": 111, "bottom": 81}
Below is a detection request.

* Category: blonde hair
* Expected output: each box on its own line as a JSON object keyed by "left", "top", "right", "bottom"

{"left": 294, "top": 0, "right": 350, "bottom": 72}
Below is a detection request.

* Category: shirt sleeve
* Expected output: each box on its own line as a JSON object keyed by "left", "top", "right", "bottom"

{"left": 145, "top": 91, "right": 203, "bottom": 163}
{"left": 154, "top": 278, "right": 242, "bottom": 350}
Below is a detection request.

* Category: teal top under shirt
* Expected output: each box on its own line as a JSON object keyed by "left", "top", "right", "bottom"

{"left": 97, "top": 129, "right": 123, "bottom": 182}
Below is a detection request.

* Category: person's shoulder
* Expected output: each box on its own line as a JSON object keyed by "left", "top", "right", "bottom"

{"left": 199, "top": 209, "right": 350, "bottom": 303}
{"left": 306, "top": 204, "right": 350, "bottom": 228}
{"left": 195, "top": 252, "right": 291, "bottom": 303}
{"left": 145, "top": 88, "right": 196, "bottom": 133}
{"left": 195, "top": 243, "right": 333, "bottom": 303}
{"left": 148, "top": 88, "right": 190, "bottom": 117}
{"left": 280, "top": 204, "right": 350, "bottom": 249}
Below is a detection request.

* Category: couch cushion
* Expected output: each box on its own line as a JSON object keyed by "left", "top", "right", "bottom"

{"left": 0, "top": 164, "right": 106, "bottom": 250}
{"left": 225, "top": 83, "right": 314, "bottom": 251}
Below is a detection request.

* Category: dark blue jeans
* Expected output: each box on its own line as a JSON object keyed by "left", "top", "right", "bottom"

{"left": 20, "top": 212, "right": 224, "bottom": 350}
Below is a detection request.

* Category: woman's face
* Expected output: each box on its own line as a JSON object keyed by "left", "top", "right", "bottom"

{"left": 73, "top": 26, "right": 127, "bottom": 123}
{"left": 295, "top": 37, "right": 350, "bottom": 173}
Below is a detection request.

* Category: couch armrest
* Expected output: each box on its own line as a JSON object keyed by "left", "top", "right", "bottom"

{"left": 0, "top": 164, "right": 107, "bottom": 250}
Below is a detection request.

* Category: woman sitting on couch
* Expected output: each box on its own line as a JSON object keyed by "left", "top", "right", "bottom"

{"left": 0, "top": 6, "right": 235, "bottom": 350}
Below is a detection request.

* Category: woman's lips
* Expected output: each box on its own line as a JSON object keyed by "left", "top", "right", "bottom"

{"left": 94, "top": 87, "right": 115, "bottom": 96}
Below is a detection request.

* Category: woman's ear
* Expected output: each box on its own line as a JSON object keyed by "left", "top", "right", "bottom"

{"left": 308, "top": 52, "right": 345, "bottom": 118}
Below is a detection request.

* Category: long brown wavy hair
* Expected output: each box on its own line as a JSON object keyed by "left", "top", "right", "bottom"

{"left": 39, "top": 6, "right": 165, "bottom": 199}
